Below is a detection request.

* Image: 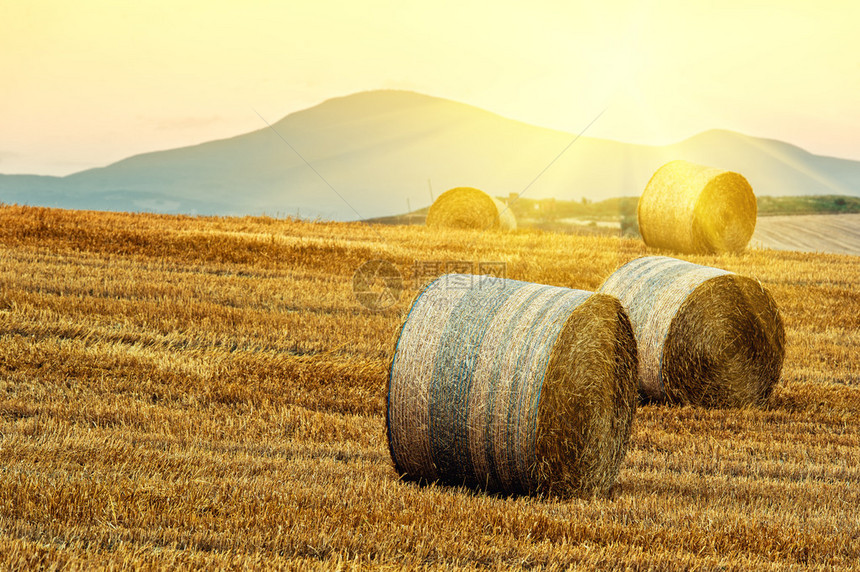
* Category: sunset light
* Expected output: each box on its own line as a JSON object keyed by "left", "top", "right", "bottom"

{"left": 2, "top": 1, "right": 858, "bottom": 175}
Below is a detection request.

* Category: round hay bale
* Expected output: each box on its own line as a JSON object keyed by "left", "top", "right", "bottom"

{"left": 599, "top": 256, "right": 785, "bottom": 407}
{"left": 386, "top": 274, "right": 638, "bottom": 498}
{"left": 638, "top": 160, "right": 757, "bottom": 254}
{"left": 425, "top": 187, "right": 517, "bottom": 231}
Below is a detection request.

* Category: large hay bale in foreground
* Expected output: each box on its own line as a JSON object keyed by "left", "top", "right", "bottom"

{"left": 387, "top": 274, "right": 638, "bottom": 498}
{"left": 425, "top": 187, "right": 517, "bottom": 231}
{"left": 599, "top": 256, "right": 785, "bottom": 407}
{"left": 638, "top": 160, "right": 757, "bottom": 254}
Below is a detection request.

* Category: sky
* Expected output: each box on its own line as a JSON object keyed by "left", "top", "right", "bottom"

{"left": 1, "top": 1, "right": 858, "bottom": 175}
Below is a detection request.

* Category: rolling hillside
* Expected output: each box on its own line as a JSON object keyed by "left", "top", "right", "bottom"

{"left": 2, "top": 90, "right": 860, "bottom": 220}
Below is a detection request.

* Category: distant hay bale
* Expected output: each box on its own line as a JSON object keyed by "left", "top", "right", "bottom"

{"left": 599, "top": 256, "right": 785, "bottom": 407}
{"left": 638, "top": 160, "right": 757, "bottom": 254}
{"left": 387, "top": 274, "right": 638, "bottom": 498}
{"left": 425, "top": 187, "right": 517, "bottom": 231}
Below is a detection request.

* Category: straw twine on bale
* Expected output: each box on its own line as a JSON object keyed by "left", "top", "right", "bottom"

{"left": 425, "top": 187, "right": 517, "bottom": 231}
{"left": 638, "top": 160, "right": 757, "bottom": 254}
{"left": 386, "top": 274, "right": 638, "bottom": 498}
{"left": 599, "top": 256, "right": 785, "bottom": 407}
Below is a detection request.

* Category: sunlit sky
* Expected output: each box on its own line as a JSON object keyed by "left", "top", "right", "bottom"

{"left": 2, "top": 1, "right": 858, "bottom": 175}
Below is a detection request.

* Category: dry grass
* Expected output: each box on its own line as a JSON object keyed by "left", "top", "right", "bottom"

{"left": 0, "top": 204, "right": 857, "bottom": 570}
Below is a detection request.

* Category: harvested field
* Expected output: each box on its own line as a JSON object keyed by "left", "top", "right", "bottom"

{"left": 0, "top": 205, "right": 858, "bottom": 569}
{"left": 752, "top": 213, "right": 860, "bottom": 256}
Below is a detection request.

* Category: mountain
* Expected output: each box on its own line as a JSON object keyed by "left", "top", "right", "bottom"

{"left": 2, "top": 90, "right": 859, "bottom": 220}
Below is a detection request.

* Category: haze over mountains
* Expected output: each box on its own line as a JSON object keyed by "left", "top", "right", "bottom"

{"left": 2, "top": 90, "right": 859, "bottom": 220}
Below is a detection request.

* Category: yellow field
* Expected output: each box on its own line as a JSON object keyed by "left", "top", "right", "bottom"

{"left": 0, "top": 205, "right": 857, "bottom": 570}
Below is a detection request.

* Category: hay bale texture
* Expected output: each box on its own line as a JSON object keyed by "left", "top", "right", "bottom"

{"left": 638, "top": 160, "right": 757, "bottom": 254}
{"left": 387, "top": 274, "right": 638, "bottom": 498}
{"left": 425, "top": 187, "right": 517, "bottom": 231}
{"left": 599, "top": 256, "right": 785, "bottom": 407}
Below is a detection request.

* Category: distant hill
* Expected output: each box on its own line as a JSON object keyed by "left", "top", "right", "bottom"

{"left": 2, "top": 90, "right": 859, "bottom": 220}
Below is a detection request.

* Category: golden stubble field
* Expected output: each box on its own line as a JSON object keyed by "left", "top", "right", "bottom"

{"left": 0, "top": 205, "right": 857, "bottom": 570}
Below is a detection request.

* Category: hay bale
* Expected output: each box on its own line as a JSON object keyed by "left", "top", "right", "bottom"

{"left": 599, "top": 256, "right": 785, "bottom": 407}
{"left": 638, "top": 160, "right": 757, "bottom": 254}
{"left": 425, "top": 187, "right": 517, "bottom": 231}
{"left": 387, "top": 274, "right": 638, "bottom": 498}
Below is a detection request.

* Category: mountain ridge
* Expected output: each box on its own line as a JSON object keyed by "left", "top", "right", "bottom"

{"left": 2, "top": 90, "right": 858, "bottom": 220}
